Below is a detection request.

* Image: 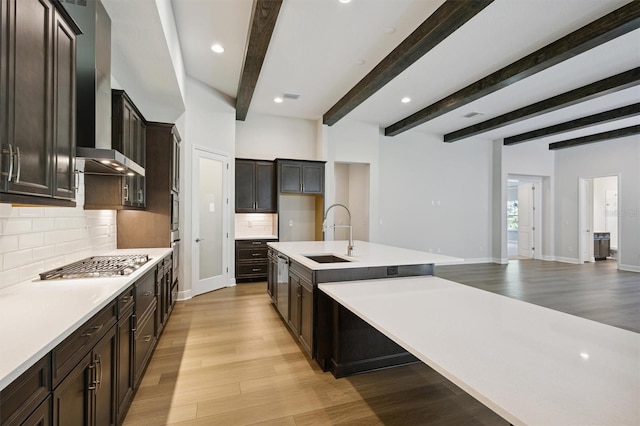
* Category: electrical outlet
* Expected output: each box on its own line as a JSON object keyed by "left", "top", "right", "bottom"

{"left": 288, "top": 220, "right": 293, "bottom": 227}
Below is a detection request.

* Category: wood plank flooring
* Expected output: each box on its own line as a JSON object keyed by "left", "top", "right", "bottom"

{"left": 124, "top": 259, "right": 638, "bottom": 425}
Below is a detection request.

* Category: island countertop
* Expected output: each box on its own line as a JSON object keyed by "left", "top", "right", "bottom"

{"left": 0, "top": 247, "right": 172, "bottom": 392}
{"left": 267, "top": 240, "right": 462, "bottom": 270}
{"left": 319, "top": 276, "right": 640, "bottom": 426}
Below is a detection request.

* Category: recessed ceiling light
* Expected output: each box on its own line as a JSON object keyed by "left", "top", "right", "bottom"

{"left": 401, "top": 97, "right": 411, "bottom": 103}
{"left": 384, "top": 27, "right": 396, "bottom": 34}
{"left": 210, "top": 43, "right": 224, "bottom": 53}
{"left": 338, "top": 0, "right": 351, "bottom": 3}
{"left": 115, "top": 167, "right": 124, "bottom": 172}
{"left": 127, "top": 172, "right": 135, "bottom": 176}
{"left": 274, "top": 97, "right": 283, "bottom": 103}
{"left": 354, "top": 59, "right": 365, "bottom": 65}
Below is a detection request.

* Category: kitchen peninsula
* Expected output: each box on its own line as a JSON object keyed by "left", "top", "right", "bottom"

{"left": 266, "top": 240, "right": 461, "bottom": 376}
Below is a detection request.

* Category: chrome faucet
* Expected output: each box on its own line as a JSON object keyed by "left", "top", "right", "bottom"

{"left": 323, "top": 203, "right": 354, "bottom": 256}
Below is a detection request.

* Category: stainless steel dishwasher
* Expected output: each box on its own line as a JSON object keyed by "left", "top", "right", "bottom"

{"left": 276, "top": 253, "right": 289, "bottom": 319}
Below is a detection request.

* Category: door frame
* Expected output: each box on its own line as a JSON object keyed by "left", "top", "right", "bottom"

{"left": 506, "top": 174, "right": 543, "bottom": 262}
{"left": 578, "top": 174, "right": 620, "bottom": 267}
{"left": 191, "top": 145, "right": 231, "bottom": 297}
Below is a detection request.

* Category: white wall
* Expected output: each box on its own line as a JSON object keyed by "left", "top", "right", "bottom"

{"left": 325, "top": 119, "right": 380, "bottom": 242}
{"left": 378, "top": 131, "right": 493, "bottom": 262}
{"left": 181, "top": 76, "right": 236, "bottom": 298}
{"left": 0, "top": 172, "right": 116, "bottom": 290}
{"left": 235, "top": 113, "right": 318, "bottom": 160}
{"left": 554, "top": 135, "right": 639, "bottom": 271}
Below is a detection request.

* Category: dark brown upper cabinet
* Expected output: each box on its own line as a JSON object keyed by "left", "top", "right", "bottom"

{"left": 277, "top": 159, "right": 325, "bottom": 195}
{"left": 0, "top": 0, "right": 80, "bottom": 206}
{"left": 84, "top": 90, "right": 147, "bottom": 210}
{"left": 235, "top": 159, "right": 276, "bottom": 213}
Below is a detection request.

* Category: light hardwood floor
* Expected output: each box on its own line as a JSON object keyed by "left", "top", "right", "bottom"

{"left": 124, "top": 259, "right": 638, "bottom": 425}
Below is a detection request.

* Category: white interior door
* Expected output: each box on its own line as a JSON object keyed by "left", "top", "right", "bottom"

{"left": 192, "top": 148, "right": 229, "bottom": 296}
{"left": 579, "top": 178, "right": 594, "bottom": 263}
{"left": 517, "top": 184, "right": 533, "bottom": 258}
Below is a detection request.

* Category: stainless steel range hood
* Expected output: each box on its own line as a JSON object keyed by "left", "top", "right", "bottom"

{"left": 65, "top": 0, "right": 144, "bottom": 177}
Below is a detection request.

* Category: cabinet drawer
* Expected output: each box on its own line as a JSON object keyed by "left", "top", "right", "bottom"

{"left": 52, "top": 300, "right": 117, "bottom": 387}
{"left": 236, "top": 247, "right": 267, "bottom": 261}
{"left": 235, "top": 240, "right": 272, "bottom": 248}
{"left": 134, "top": 309, "right": 157, "bottom": 387}
{"left": 136, "top": 269, "right": 156, "bottom": 318}
{"left": 0, "top": 355, "right": 50, "bottom": 426}
{"left": 118, "top": 285, "right": 135, "bottom": 316}
{"left": 237, "top": 262, "right": 268, "bottom": 277}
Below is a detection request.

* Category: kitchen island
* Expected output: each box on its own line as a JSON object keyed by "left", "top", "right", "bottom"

{"left": 319, "top": 276, "right": 640, "bottom": 425}
{"left": 266, "top": 240, "right": 461, "bottom": 376}
{"left": 0, "top": 247, "right": 173, "bottom": 425}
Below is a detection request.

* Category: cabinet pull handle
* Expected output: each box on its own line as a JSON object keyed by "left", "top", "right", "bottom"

{"left": 252, "top": 253, "right": 262, "bottom": 257}
{"left": 252, "top": 268, "right": 261, "bottom": 272}
{"left": 143, "top": 291, "right": 152, "bottom": 297}
{"left": 2, "top": 144, "right": 14, "bottom": 182}
{"left": 124, "top": 184, "right": 129, "bottom": 201}
{"left": 73, "top": 170, "right": 80, "bottom": 192}
{"left": 138, "top": 189, "right": 143, "bottom": 202}
{"left": 252, "top": 241, "right": 262, "bottom": 245}
{"left": 143, "top": 335, "right": 152, "bottom": 343}
{"left": 94, "top": 354, "right": 103, "bottom": 390}
{"left": 14, "top": 147, "right": 20, "bottom": 183}
{"left": 81, "top": 324, "right": 102, "bottom": 338}
{"left": 132, "top": 314, "right": 137, "bottom": 332}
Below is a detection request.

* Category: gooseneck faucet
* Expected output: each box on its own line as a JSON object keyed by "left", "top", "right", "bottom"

{"left": 323, "top": 203, "right": 354, "bottom": 256}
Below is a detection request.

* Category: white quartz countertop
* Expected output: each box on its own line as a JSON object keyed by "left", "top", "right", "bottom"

{"left": 267, "top": 240, "right": 462, "bottom": 270}
{"left": 235, "top": 235, "right": 278, "bottom": 240}
{"left": 318, "top": 276, "right": 640, "bottom": 425}
{"left": 0, "top": 248, "right": 172, "bottom": 392}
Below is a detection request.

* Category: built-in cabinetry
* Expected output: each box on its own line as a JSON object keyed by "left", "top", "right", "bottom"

{"left": 288, "top": 262, "right": 314, "bottom": 355}
{"left": 0, "top": 253, "right": 175, "bottom": 426}
{"left": 235, "top": 159, "right": 276, "bottom": 213}
{"left": 0, "top": 0, "right": 80, "bottom": 207}
{"left": 277, "top": 159, "right": 324, "bottom": 194}
{"left": 84, "top": 89, "right": 148, "bottom": 210}
{"left": 235, "top": 239, "right": 276, "bottom": 282}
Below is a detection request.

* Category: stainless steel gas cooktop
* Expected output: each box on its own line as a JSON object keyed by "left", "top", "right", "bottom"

{"left": 39, "top": 255, "right": 150, "bottom": 280}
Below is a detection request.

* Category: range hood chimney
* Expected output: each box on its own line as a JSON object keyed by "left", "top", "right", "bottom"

{"left": 65, "top": 0, "right": 144, "bottom": 177}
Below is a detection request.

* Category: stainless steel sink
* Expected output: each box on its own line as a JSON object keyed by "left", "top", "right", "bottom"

{"left": 304, "top": 254, "right": 352, "bottom": 263}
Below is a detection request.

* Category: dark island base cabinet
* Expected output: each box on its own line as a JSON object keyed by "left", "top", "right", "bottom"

{"left": 267, "top": 256, "right": 433, "bottom": 378}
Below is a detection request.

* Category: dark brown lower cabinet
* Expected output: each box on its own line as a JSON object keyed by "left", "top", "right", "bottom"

{"left": 288, "top": 265, "right": 314, "bottom": 356}
{"left": 0, "top": 354, "right": 50, "bottom": 426}
{"left": 116, "top": 306, "right": 134, "bottom": 424}
{"left": 52, "top": 326, "right": 116, "bottom": 426}
{"left": 133, "top": 306, "right": 157, "bottom": 389}
{"left": 21, "top": 395, "right": 52, "bottom": 426}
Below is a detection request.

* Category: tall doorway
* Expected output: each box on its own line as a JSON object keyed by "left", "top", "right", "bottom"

{"left": 579, "top": 175, "right": 619, "bottom": 265}
{"left": 191, "top": 147, "right": 230, "bottom": 296}
{"left": 332, "top": 162, "right": 370, "bottom": 242}
{"left": 507, "top": 176, "right": 543, "bottom": 260}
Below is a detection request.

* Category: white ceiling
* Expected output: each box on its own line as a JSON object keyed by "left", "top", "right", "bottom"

{"left": 102, "top": 0, "right": 640, "bottom": 143}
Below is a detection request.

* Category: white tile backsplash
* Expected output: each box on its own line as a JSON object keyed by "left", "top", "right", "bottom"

{"left": 235, "top": 213, "right": 278, "bottom": 238}
{"left": 0, "top": 178, "right": 117, "bottom": 289}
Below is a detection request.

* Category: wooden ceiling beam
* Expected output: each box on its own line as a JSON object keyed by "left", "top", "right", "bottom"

{"left": 548, "top": 125, "right": 640, "bottom": 150}
{"left": 385, "top": 1, "right": 640, "bottom": 137}
{"left": 504, "top": 102, "right": 640, "bottom": 145}
{"left": 322, "top": 0, "right": 494, "bottom": 127}
{"left": 236, "top": 0, "right": 283, "bottom": 121}
{"left": 442, "top": 67, "right": 640, "bottom": 142}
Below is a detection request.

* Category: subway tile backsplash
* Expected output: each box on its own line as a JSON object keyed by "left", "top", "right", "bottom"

{"left": 235, "top": 213, "right": 278, "bottom": 239}
{"left": 0, "top": 177, "right": 117, "bottom": 290}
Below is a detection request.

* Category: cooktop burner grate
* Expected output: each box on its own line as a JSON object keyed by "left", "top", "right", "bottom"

{"left": 39, "top": 254, "right": 150, "bottom": 280}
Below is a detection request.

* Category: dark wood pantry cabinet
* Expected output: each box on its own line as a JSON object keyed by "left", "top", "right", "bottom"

{"left": 0, "top": 0, "right": 80, "bottom": 207}
{"left": 235, "top": 159, "right": 276, "bottom": 213}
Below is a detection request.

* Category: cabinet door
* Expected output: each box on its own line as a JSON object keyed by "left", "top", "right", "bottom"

{"left": 288, "top": 273, "right": 301, "bottom": 335}
{"left": 255, "top": 161, "right": 276, "bottom": 212}
{"left": 93, "top": 327, "right": 116, "bottom": 426}
{"left": 52, "top": 352, "right": 91, "bottom": 426}
{"left": 116, "top": 308, "right": 134, "bottom": 424}
{"left": 302, "top": 164, "right": 323, "bottom": 194}
{"left": 299, "top": 281, "right": 314, "bottom": 355}
{"left": 4, "top": 0, "right": 53, "bottom": 197}
{"left": 280, "top": 163, "right": 302, "bottom": 193}
{"left": 171, "top": 130, "right": 180, "bottom": 193}
{"left": 52, "top": 11, "right": 75, "bottom": 200}
{"left": 235, "top": 160, "right": 256, "bottom": 212}
{"left": 21, "top": 395, "right": 52, "bottom": 426}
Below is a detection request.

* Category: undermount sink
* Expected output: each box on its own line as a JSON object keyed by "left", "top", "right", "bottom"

{"left": 304, "top": 254, "right": 352, "bottom": 263}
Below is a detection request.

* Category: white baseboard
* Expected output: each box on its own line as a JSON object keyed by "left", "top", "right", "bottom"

{"left": 554, "top": 256, "right": 581, "bottom": 264}
{"left": 177, "top": 289, "right": 192, "bottom": 301}
{"left": 619, "top": 264, "right": 640, "bottom": 273}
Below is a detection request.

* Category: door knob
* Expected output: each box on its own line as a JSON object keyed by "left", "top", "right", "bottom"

{"left": 195, "top": 238, "right": 205, "bottom": 243}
